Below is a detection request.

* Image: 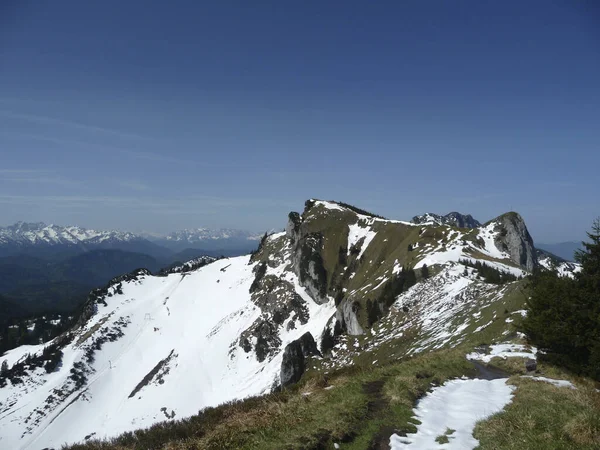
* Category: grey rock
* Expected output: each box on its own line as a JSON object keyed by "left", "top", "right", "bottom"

{"left": 285, "top": 212, "right": 302, "bottom": 241}
{"left": 280, "top": 332, "right": 320, "bottom": 387}
{"left": 525, "top": 358, "right": 537, "bottom": 372}
{"left": 335, "top": 298, "right": 364, "bottom": 335}
{"left": 411, "top": 212, "right": 481, "bottom": 229}
{"left": 491, "top": 213, "right": 537, "bottom": 272}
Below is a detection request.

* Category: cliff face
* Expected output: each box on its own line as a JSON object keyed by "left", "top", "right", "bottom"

{"left": 490, "top": 212, "right": 538, "bottom": 272}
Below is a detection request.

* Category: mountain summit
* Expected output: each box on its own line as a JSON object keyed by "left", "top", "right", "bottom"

{"left": 411, "top": 212, "right": 482, "bottom": 228}
{"left": 0, "top": 199, "right": 540, "bottom": 449}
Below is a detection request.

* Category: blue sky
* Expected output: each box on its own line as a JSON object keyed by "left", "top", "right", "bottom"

{"left": 0, "top": 1, "right": 598, "bottom": 242}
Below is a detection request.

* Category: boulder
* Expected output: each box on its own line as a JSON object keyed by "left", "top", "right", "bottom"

{"left": 525, "top": 358, "right": 537, "bottom": 372}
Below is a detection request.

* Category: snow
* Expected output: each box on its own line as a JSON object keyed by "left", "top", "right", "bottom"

{"left": 165, "top": 227, "right": 261, "bottom": 243}
{"left": 477, "top": 222, "right": 509, "bottom": 259}
{"left": 394, "top": 265, "right": 502, "bottom": 352}
{"left": 538, "top": 256, "right": 582, "bottom": 278}
{"left": 313, "top": 200, "right": 346, "bottom": 212}
{"left": 389, "top": 378, "right": 515, "bottom": 450}
{"left": 467, "top": 343, "right": 537, "bottom": 364}
{"left": 347, "top": 222, "right": 377, "bottom": 259}
{"left": 310, "top": 200, "right": 416, "bottom": 226}
{"left": 1, "top": 342, "right": 52, "bottom": 368}
{"left": 411, "top": 225, "right": 525, "bottom": 278}
{"left": 522, "top": 376, "right": 576, "bottom": 389}
{"left": 0, "top": 256, "right": 335, "bottom": 450}
{"left": 0, "top": 222, "right": 137, "bottom": 247}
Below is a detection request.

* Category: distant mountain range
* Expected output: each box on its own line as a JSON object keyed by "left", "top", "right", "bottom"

{"left": 0, "top": 222, "right": 264, "bottom": 323}
{"left": 0, "top": 222, "right": 262, "bottom": 259}
{"left": 148, "top": 227, "right": 262, "bottom": 252}
{"left": 535, "top": 242, "right": 582, "bottom": 262}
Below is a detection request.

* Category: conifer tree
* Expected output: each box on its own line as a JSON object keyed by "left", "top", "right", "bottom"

{"left": 523, "top": 217, "right": 600, "bottom": 380}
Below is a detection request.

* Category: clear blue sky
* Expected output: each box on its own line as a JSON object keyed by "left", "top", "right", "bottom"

{"left": 1, "top": 1, "right": 598, "bottom": 242}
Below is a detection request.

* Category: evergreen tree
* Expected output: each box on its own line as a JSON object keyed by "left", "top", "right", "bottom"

{"left": 0, "top": 359, "right": 8, "bottom": 375}
{"left": 320, "top": 327, "right": 335, "bottom": 355}
{"left": 421, "top": 264, "right": 430, "bottom": 279}
{"left": 366, "top": 300, "right": 381, "bottom": 327}
{"left": 522, "top": 217, "right": 600, "bottom": 380}
{"left": 575, "top": 218, "right": 600, "bottom": 283}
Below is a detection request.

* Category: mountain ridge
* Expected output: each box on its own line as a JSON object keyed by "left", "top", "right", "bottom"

{"left": 0, "top": 222, "right": 263, "bottom": 258}
{"left": 0, "top": 199, "right": 543, "bottom": 449}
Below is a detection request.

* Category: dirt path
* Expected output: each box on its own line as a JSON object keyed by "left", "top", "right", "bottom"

{"left": 363, "top": 379, "right": 394, "bottom": 450}
{"left": 470, "top": 360, "right": 509, "bottom": 380}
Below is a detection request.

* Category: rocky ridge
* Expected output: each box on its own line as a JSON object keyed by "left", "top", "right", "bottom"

{"left": 0, "top": 199, "right": 540, "bottom": 449}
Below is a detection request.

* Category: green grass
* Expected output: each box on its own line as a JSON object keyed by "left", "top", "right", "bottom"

{"left": 435, "top": 428, "right": 456, "bottom": 444}
{"left": 475, "top": 361, "right": 600, "bottom": 449}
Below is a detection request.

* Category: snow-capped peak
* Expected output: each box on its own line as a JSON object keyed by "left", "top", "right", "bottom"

{"left": 165, "top": 228, "right": 263, "bottom": 243}
{"left": 0, "top": 222, "right": 139, "bottom": 246}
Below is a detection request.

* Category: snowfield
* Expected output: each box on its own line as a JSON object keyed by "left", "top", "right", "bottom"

{"left": 347, "top": 222, "right": 377, "bottom": 259}
{"left": 0, "top": 256, "right": 334, "bottom": 450}
{"left": 389, "top": 378, "right": 515, "bottom": 450}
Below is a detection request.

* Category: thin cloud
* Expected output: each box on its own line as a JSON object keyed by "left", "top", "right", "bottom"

{"left": 0, "top": 131, "right": 216, "bottom": 167}
{"left": 0, "top": 169, "right": 79, "bottom": 186}
{"left": 0, "top": 169, "right": 47, "bottom": 175}
{"left": 117, "top": 180, "right": 151, "bottom": 192}
{"left": 2, "top": 176, "right": 79, "bottom": 187}
{"left": 0, "top": 194, "right": 296, "bottom": 211}
{"left": 450, "top": 193, "right": 505, "bottom": 205}
{"left": 0, "top": 109, "right": 152, "bottom": 141}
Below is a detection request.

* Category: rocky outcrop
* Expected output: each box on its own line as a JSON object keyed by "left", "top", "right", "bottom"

{"left": 280, "top": 332, "right": 321, "bottom": 387}
{"left": 286, "top": 211, "right": 329, "bottom": 305}
{"left": 491, "top": 213, "right": 537, "bottom": 272}
{"left": 286, "top": 212, "right": 302, "bottom": 242}
{"left": 243, "top": 272, "right": 310, "bottom": 362}
{"left": 412, "top": 212, "right": 481, "bottom": 229}
{"left": 335, "top": 298, "right": 364, "bottom": 335}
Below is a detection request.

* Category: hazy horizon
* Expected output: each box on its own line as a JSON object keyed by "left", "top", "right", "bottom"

{"left": 1, "top": 1, "right": 598, "bottom": 242}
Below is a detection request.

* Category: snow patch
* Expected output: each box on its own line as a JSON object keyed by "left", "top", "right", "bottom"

{"left": 390, "top": 378, "right": 515, "bottom": 450}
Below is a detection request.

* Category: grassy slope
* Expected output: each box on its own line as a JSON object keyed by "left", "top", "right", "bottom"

{"left": 475, "top": 358, "right": 600, "bottom": 449}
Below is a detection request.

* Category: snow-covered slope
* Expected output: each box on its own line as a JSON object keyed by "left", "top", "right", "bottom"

{"left": 537, "top": 250, "right": 582, "bottom": 278}
{"left": 161, "top": 256, "right": 218, "bottom": 274}
{"left": 0, "top": 256, "right": 334, "bottom": 449}
{"left": 0, "top": 200, "right": 541, "bottom": 449}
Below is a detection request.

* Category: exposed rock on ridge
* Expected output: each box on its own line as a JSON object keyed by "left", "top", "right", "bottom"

{"left": 490, "top": 212, "right": 537, "bottom": 272}
{"left": 280, "top": 332, "right": 320, "bottom": 387}
{"left": 412, "top": 212, "right": 481, "bottom": 228}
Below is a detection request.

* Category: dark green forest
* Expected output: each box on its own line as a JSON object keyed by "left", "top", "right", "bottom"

{"left": 523, "top": 218, "right": 600, "bottom": 380}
